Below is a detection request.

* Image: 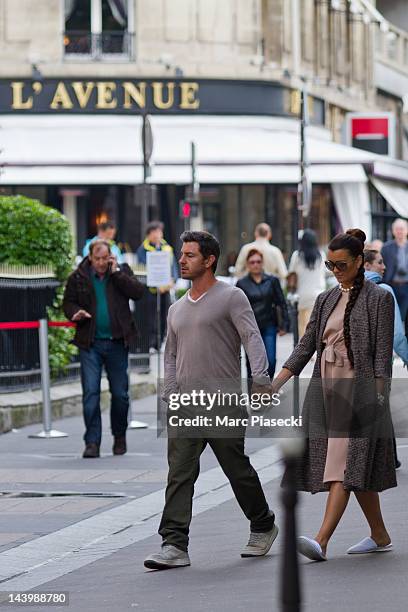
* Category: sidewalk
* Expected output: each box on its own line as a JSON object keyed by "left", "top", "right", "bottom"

{"left": 0, "top": 369, "right": 156, "bottom": 434}
{"left": 0, "top": 399, "right": 407, "bottom": 611}
{"left": 0, "top": 334, "right": 407, "bottom": 610}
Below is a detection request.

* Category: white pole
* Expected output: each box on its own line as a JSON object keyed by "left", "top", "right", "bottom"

{"left": 29, "top": 319, "right": 68, "bottom": 439}
{"left": 128, "top": 351, "right": 148, "bottom": 429}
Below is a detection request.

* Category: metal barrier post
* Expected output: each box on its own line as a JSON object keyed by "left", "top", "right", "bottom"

{"left": 280, "top": 438, "right": 304, "bottom": 612}
{"left": 128, "top": 352, "right": 148, "bottom": 429}
{"left": 28, "top": 319, "right": 68, "bottom": 439}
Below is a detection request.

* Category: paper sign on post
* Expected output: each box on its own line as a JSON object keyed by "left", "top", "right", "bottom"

{"left": 146, "top": 251, "right": 172, "bottom": 288}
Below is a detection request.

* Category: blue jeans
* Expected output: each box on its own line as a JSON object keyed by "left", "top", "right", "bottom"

{"left": 79, "top": 339, "right": 129, "bottom": 445}
{"left": 246, "top": 324, "right": 277, "bottom": 380}
{"left": 392, "top": 284, "right": 408, "bottom": 334}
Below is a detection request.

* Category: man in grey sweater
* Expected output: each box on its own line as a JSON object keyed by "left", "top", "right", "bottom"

{"left": 144, "top": 231, "right": 278, "bottom": 570}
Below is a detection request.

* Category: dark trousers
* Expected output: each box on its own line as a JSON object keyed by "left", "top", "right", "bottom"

{"left": 147, "top": 290, "right": 170, "bottom": 349}
{"left": 158, "top": 437, "right": 275, "bottom": 551}
{"left": 79, "top": 339, "right": 129, "bottom": 445}
{"left": 391, "top": 283, "right": 408, "bottom": 335}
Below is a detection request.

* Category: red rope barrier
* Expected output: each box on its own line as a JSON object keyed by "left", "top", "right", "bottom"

{"left": 0, "top": 320, "right": 76, "bottom": 330}
{"left": 0, "top": 321, "right": 40, "bottom": 330}
{"left": 48, "top": 321, "right": 76, "bottom": 328}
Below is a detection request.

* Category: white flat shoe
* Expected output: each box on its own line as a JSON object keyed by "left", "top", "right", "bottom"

{"left": 297, "top": 536, "right": 327, "bottom": 561}
{"left": 347, "top": 537, "right": 393, "bottom": 555}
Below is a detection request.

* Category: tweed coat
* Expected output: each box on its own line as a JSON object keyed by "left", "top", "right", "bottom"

{"left": 283, "top": 280, "right": 397, "bottom": 493}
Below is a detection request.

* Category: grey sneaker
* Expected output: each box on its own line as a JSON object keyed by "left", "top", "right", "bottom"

{"left": 144, "top": 545, "right": 191, "bottom": 570}
{"left": 241, "top": 524, "right": 279, "bottom": 557}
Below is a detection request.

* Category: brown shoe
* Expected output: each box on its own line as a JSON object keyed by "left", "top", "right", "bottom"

{"left": 113, "top": 435, "right": 127, "bottom": 455}
{"left": 83, "top": 443, "right": 100, "bottom": 458}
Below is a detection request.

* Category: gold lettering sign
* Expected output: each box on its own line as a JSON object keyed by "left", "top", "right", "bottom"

{"left": 50, "top": 82, "right": 74, "bottom": 109}
{"left": 8, "top": 79, "right": 203, "bottom": 112}
{"left": 11, "top": 82, "right": 33, "bottom": 109}
{"left": 180, "top": 82, "right": 200, "bottom": 110}
{"left": 122, "top": 81, "right": 146, "bottom": 109}
{"left": 152, "top": 82, "right": 175, "bottom": 110}
{"left": 72, "top": 81, "right": 95, "bottom": 108}
{"left": 96, "top": 82, "right": 117, "bottom": 109}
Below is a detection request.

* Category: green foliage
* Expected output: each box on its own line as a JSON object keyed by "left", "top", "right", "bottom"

{"left": 47, "top": 289, "right": 78, "bottom": 378}
{"left": 0, "top": 195, "right": 73, "bottom": 281}
{"left": 0, "top": 195, "right": 77, "bottom": 377}
{"left": 176, "top": 287, "right": 188, "bottom": 300}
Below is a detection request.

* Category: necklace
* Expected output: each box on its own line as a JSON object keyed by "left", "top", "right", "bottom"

{"left": 339, "top": 283, "right": 354, "bottom": 293}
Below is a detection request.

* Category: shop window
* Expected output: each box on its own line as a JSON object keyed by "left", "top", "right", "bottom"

{"left": 64, "top": 0, "right": 133, "bottom": 59}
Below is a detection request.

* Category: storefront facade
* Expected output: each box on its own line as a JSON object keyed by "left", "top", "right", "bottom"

{"left": 0, "top": 77, "right": 380, "bottom": 270}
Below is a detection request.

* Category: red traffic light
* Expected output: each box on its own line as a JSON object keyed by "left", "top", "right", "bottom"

{"left": 179, "top": 199, "right": 199, "bottom": 219}
{"left": 181, "top": 201, "right": 191, "bottom": 218}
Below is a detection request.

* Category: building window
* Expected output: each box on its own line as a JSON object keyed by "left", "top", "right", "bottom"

{"left": 64, "top": 0, "right": 133, "bottom": 59}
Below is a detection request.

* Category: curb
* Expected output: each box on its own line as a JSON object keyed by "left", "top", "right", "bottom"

{"left": 0, "top": 380, "right": 156, "bottom": 434}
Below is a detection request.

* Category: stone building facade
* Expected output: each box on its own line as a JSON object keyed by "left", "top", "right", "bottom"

{"left": 1, "top": 1, "right": 408, "bottom": 261}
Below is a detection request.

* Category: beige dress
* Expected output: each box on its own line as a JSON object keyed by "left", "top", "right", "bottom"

{"left": 321, "top": 292, "right": 354, "bottom": 483}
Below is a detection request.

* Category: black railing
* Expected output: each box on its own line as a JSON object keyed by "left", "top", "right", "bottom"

{"left": 63, "top": 31, "right": 134, "bottom": 58}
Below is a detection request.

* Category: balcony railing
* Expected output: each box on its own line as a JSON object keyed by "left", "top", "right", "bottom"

{"left": 63, "top": 31, "right": 134, "bottom": 59}
{"left": 375, "top": 21, "right": 408, "bottom": 75}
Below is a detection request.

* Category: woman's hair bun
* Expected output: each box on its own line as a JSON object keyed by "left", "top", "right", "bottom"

{"left": 346, "top": 228, "right": 366, "bottom": 245}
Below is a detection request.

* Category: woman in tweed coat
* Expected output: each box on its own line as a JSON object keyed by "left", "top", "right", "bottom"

{"left": 272, "top": 229, "right": 396, "bottom": 561}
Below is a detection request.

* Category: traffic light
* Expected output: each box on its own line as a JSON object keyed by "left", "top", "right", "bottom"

{"left": 179, "top": 199, "right": 199, "bottom": 219}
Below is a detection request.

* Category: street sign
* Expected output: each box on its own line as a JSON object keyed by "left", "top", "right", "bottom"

{"left": 346, "top": 112, "right": 395, "bottom": 157}
{"left": 146, "top": 251, "right": 171, "bottom": 288}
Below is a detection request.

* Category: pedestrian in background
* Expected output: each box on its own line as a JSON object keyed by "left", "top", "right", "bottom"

{"left": 272, "top": 229, "right": 396, "bottom": 561}
{"left": 136, "top": 221, "right": 178, "bottom": 351}
{"left": 236, "top": 249, "right": 289, "bottom": 379}
{"left": 63, "top": 240, "right": 145, "bottom": 458}
{"left": 382, "top": 218, "right": 408, "bottom": 332}
{"left": 144, "top": 231, "right": 277, "bottom": 570}
{"left": 364, "top": 247, "right": 407, "bottom": 470}
{"left": 234, "top": 223, "right": 287, "bottom": 283}
{"left": 82, "top": 221, "right": 123, "bottom": 263}
{"left": 364, "top": 249, "right": 408, "bottom": 369}
{"left": 287, "top": 229, "right": 326, "bottom": 337}
{"left": 368, "top": 238, "right": 383, "bottom": 252}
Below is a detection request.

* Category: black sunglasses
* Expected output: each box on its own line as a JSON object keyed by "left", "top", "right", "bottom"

{"left": 324, "top": 258, "right": 356, "bottom": 272}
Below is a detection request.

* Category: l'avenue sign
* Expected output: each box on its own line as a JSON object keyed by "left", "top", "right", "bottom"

{"left": 0, "top": 78, "right": 325, "bottom": 123}
{"left": 1, "top": 79, "right": 200, "bottom": 112}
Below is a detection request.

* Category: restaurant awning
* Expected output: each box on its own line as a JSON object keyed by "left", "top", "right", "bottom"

{"left": 371, "top": 177, "right": 408, "bottom": 218}
{"left": 0, "top": 115, "right": 373, "bottom": 185}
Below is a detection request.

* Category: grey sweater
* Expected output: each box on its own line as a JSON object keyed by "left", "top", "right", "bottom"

{"left": 164, "top": 280, "right": 269, "bottom": 396}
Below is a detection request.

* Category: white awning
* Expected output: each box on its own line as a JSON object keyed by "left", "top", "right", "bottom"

{"left": 371, "top": 177, "right": 408, "bottom": 218}
{"left": 332, "top": 182, "right": 372, "bottom": 240}
{"left": 0, "top": 114, "right": 374, "bottom": 185}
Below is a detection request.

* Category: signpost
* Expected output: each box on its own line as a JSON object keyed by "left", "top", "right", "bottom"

{"left": 141, "top": 114, "right": 153, "bottom": 238}
{"left": 146, "top": 251, "right": 172, "bottom": 387}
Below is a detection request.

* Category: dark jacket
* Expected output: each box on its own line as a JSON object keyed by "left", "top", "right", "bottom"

{"left": 236, "top": 273, "right": 290, "bottom": 331}
{"left": 63, "top": 257, "right": 145, "bottom": 350}
{"left": 382, "top": 240, "right": 399, "bottom": 284}
{"left": 283, "top": 281, "right": 396, "bottom": 493}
